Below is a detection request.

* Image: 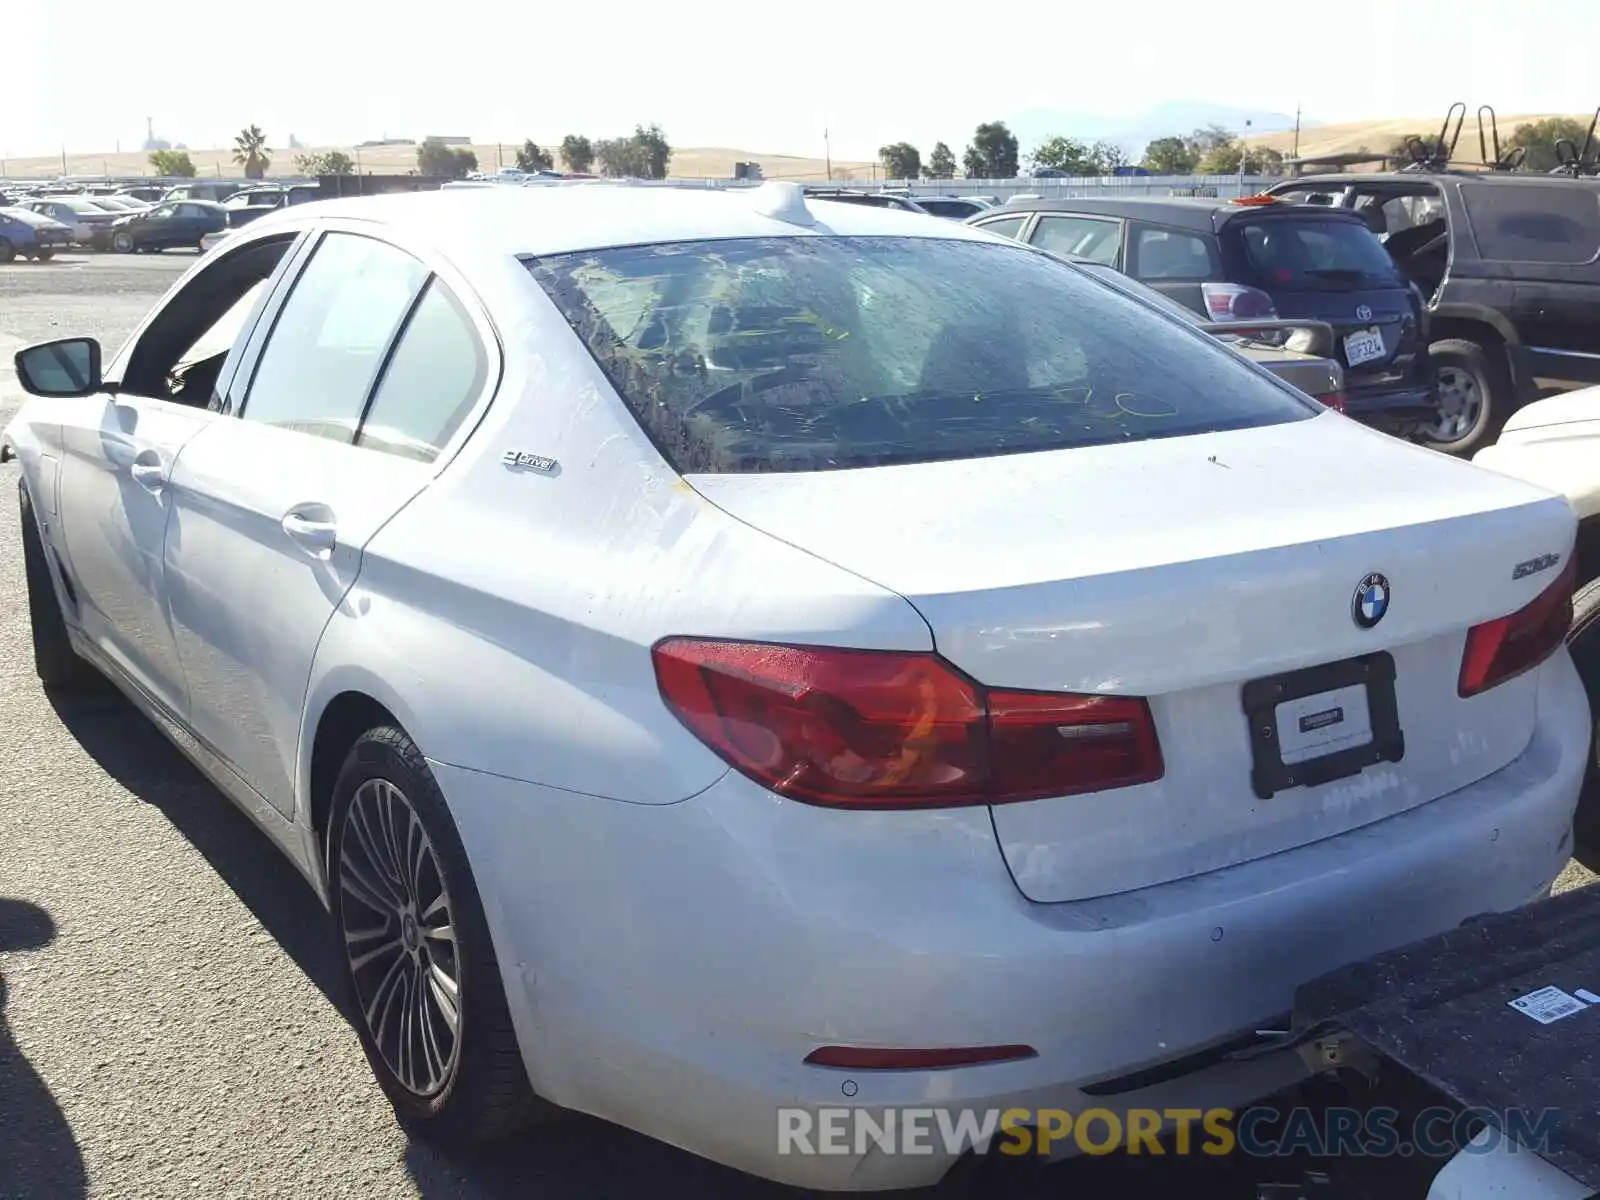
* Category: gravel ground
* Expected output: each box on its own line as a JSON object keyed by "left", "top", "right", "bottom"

{"left": 0, "top": 253, "right": 1592, "bottom": 1200}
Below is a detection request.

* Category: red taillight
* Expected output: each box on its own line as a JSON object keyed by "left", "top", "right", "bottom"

{"left": 1319, "top": 392, "right": 1347, "bottom": 413}
{"left": 1230, "top": 194, "right": 1284, "bottom": 206}
{"left": 652, "top": 639, "right": 1163, "bottom": 809}
{"left": 804, "top": 1044, "right": 1038, "bottom": 1070}
{"left": 1202, "top": 281, "right": 1278, "bottom": 321}
{"left": 1458, "top": 563, "right": 1575, "bottom": 698}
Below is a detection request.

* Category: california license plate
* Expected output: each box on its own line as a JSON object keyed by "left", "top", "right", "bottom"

{"left": 1344, "top": 327, "right": 1386, "bottom": 367}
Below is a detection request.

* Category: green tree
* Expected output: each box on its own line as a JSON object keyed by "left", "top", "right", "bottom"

{"left": 293, "top": 150, "right": 354, "bottom": 176}
{"left": 233, "top": 124, "right": 271, "bottom": 180}
{"left": 417, "top": 137, "right": 477, "bottom": 178}
{"left": 1029, "top": 135, "right": 1093, "bottom": 175}
{"left": 559, "top": 134, "right": 595, "bottom": 173}
{"left": 595, "top": 138, "right": 631, "bottom": 177}
{"left": 1507, "top": 117, "right": 1595, "bottom": 171}
{"left": 1140, "top": 136, "right": 1197, "bottom": 174}
{"left": 1190, "top": 123, "right": 1235, "bottom": 155}
{"left": 878, "top": 142, "right": 921, "bottom": 180}
{"left": 1195, "top": 138, "right": 1285, "bottom": 175}
{"left": 965, "top": 122, "right": 1019, "bottom": 179}
{"left": 148, "top": 149, "right": 197, "bottom": 178}
{"left": 593, "top": 126, "right": 672, "bottom": 179}
{"left": 1088, "top": 140, "right": 1128, "bottom": 174}
{"left": 924, "top": 141, "right": 957, "bottom": 179}
{"left": 516, "top": 140, "right": 554, "bottom": 172}
{"left": 632, "top": 124, "right": 672, "bottom": 179}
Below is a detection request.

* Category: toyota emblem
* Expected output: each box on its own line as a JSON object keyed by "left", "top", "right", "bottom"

{"left": 1355, "top": 304, "right": 1373, "bottom": 321}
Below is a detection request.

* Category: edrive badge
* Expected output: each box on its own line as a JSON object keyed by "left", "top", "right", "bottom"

{"left": 1352, "top": 572, "right": 1390, "bottom": 630}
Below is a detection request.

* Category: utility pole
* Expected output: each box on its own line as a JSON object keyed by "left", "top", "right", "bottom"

{"left": 61, "top": 145, "right": 68, "bottom": 176}
{"left": 824, "top": 127, "right": 832, "bottom": 180}
{"left": 1293, "top": 103, "right": 1302, "bottom": 160}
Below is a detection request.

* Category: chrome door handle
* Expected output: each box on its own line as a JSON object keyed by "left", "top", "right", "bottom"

{"left": 281, "top": 508, "right": 337, "bottom": 558}
{"left": 129, "top": 457, "right": 166, "bottom": 493}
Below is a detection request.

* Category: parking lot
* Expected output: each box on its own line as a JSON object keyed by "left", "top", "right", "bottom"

{"left": 1, "top": 252, "right": 1594, "bottom": 1200}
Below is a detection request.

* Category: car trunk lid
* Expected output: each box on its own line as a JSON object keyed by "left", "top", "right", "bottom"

{"left": 688, "top": 416, "right": 1574, "bottom": 902}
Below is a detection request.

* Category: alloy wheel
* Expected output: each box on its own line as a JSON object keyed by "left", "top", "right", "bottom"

{"left": 338, "top": 777, "right": 462, "bottom": 1097}
{"left": 1426, "top": 365, "right": 1484, "bottom": 444}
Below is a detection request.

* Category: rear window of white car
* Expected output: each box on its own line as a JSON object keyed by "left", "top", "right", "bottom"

{"left": 526, "top": 236, "right": 1315, "bottom": 473}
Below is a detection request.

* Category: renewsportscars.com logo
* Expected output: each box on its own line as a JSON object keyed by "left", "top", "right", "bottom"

{"left": 776, "top": 1106, "right": 1562, "bottom": 1159}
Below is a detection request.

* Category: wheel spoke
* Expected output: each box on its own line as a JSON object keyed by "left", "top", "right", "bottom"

{"left": 346, "top": 803, "right": 407, "bottom": 909}
{"left": 418, "top": 979, "right": 448, "bottom": 1084}
{"left": 422, "top": 923, "right": 455, "bottom": 946}
{"left": 397, "top": 965, "right": 418, "bottom": 1092}
{"left": 407, "top": 809, "right": 431, "bottom": 906}
{"left": 427, "top": 962, "right": 461, "bottom": 1033}
{"left": 347, "top": 933, "right": 405, "bottom": 973}
{"left": 365, "top": 951, "right": 409, "bottom": 1043}
{"left": 340, "top": 850, "right": 400, "bottom": 916}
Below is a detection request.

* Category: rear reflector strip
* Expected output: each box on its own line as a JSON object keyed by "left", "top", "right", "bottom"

{"left": 804, "top": 1045, "right": 1037, "bottom": 1071}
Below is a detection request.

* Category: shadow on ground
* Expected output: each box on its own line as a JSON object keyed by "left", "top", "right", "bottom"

{"left": 0, "top": 897, "right": 87, "bottom": 1199}
{"left": 46, "top": 687, "right": 344, "bottom": 1005}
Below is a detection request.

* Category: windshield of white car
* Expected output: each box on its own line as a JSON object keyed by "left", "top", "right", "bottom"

{"left": 526, "top": 236, "right": 1315, "bottom": 473}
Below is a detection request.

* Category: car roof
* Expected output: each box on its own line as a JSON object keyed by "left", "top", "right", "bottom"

{"left": 245, "top": 183, "right": 997, "bottom": 257}
{"left": 1279, "top": 170, "right": 1600, "bottom": 191}
{"left": 979, "top": 194, "right": 1371, "bottom": 231}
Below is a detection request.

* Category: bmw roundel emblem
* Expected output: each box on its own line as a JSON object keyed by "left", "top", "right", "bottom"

{"left": 1352, "top": 573, "right": 1390, "bottom": 629}
{"left": 1355, "top": 304, "right": 1374, "bottom": 321}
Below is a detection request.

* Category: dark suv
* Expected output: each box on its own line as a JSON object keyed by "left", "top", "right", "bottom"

{"left": 968, "top": 195, "right": 1439, "bottom": 440}
{"left": 1266, "top": 170, "right": 1600, "bottom": 454}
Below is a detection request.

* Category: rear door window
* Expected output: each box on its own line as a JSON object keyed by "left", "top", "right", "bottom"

{"left": 526, "top": 236, "right": 1313, "bottom": 474}
{"left": 1462, "top": 183, "right": 1600, "bottom": 264}
{"left": 1232, "top": 215, "right": 1401, "bottom": 289}
{"left": 1130, "top": 226, "right": 1218, "bottom": 280}
{"left": 972, "top": 214, "right": 1028, "bottom": 240}
{"left": 356, "top": 278, "right": 488, "bottom": 463}
{"left": 1029, "top": 214, "right": 1122, "bottom": 264}
{"left": 241, "top": 232, "right": 428, "bottom": 444}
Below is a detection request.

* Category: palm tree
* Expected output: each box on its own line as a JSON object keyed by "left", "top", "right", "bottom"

{"left": 233, "top": 125, "right": 271, "bottom": 180}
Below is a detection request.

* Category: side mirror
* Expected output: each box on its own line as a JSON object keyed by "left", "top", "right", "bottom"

{"left": 15, "top": 338, "right": 102, "bottom": 398}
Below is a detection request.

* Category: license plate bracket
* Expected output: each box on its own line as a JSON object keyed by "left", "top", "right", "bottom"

{"left": 1241, "top": 652, "right": 1404, "bottom": 800}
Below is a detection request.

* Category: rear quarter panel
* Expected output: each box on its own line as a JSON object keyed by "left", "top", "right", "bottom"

{"left": 301, "top": 242, "right": 931, "bottom": 811}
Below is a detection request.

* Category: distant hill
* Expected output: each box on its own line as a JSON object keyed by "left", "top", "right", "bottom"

{"left": 1244, "top": 112, "right": 1598, "bottom": 161}
{"left": 1007, "top": 102, "right": 1315, "bottom": 158}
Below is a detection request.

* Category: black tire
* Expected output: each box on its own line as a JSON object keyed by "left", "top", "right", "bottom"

{"left": 327, "top": 725, "right": 548, "bottom": 1146}
{"left": 18, "top": 481, "right": 97, "bottom": 692}
{"left": 0, "top": 237, "right": 14, "bottom": 263}
{"left": 112, "top": 231, "right": 135, "bottom": 253}
{"left": 1423, "top": 338, "right": 1512, "bottom": 457}
{"left": 1567, "top": 579, "right": 1600, "bottom": 870}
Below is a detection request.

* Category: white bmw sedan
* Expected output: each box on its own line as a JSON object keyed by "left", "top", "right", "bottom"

{"left": 2, "top": 182, "right": 1590, "bottom": 1190}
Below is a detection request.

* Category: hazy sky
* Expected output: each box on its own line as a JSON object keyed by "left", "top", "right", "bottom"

{"left": 6, "top": 0, "right": 1597, "bottom": 160}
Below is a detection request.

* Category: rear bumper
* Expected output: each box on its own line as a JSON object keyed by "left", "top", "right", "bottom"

{"left": 435, "top": 652, "right": 1587, "bottom": 1191}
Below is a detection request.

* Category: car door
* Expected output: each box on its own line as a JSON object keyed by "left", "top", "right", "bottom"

{"left": 163, "top": 228, "right": 496, "bottom": 818}
{"left": 50, "top": 234, "right": 306, "bottom": 714}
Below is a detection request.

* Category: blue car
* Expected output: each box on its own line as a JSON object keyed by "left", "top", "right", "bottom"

{"left": 0, "top": 206, "right": 75, "bottom": 262}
